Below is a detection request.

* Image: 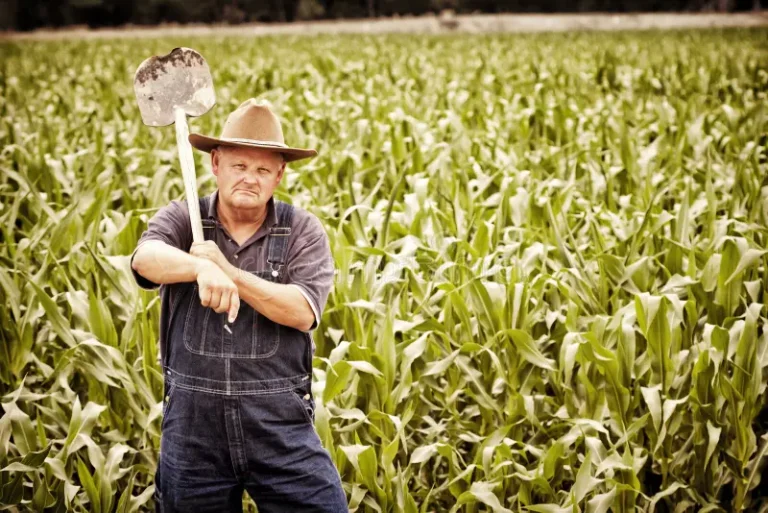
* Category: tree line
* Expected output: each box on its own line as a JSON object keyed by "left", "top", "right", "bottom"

{"left": 0, "top": 0, "right": 761, "bottom": 31}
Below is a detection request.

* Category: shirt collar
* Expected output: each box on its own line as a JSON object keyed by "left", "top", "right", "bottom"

{"left": 207, "top": 189, "right": 278, "bottom": 228}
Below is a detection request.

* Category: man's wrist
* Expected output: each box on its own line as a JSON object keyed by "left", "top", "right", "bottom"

{"left": 223, "top": 261, "right": 240, "bottom": 283}
{"left": 229, "top": 265, "right": 250, "bottom": 287}
{"left": 193, "top": 258, "right": 215, "bottom": 278}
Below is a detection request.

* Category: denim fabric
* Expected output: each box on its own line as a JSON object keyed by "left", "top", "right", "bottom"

{"left": 154, "top": 380, "right": 347, "bottom": 512}
{"left": 154, "top": 200, "right": 347, "bottom": 512}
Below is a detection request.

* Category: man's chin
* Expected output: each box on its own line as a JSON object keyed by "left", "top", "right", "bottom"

{"left": 230, "top": 195, "right": 262, "bottom": 209}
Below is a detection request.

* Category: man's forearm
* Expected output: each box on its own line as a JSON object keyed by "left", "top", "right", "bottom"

{"left": 229, "top": 269, "right": 314, "bottom": 332}
{"left": 132, "top": 240, "right": 207, "bottom": 285}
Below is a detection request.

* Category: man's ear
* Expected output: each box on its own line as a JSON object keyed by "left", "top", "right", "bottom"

{"left": 211, "top": 148, "right": 220, "bottom": 177}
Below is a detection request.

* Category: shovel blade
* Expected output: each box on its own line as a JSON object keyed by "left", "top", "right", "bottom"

{"left": 134, "top": 47, "right": 215, "bottom": 127}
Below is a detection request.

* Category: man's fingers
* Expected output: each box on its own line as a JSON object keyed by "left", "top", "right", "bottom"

{"left": 191, "top": 248, "right": 210, "bottom": 259}
{"left": 209, "top": 288, "right": 223, "bottom": 311}
{"left": 216, "top": 289, "right": 231, "bottom": 314}
{"left": 200, "top": 286, "right": 212, "bottom": 307}
{"left": 228, "top": 292, "right": 240, "bottom": 323}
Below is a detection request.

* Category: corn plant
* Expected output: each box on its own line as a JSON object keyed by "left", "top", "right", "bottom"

{"left": 1, "top": 28, "right": 767, "bottom": 512}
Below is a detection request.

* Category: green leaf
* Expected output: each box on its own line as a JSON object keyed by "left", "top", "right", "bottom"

{"left": 641, "top": 386, "right": 662, "bottom": 433}
{"left": 586, "top": 488, "right": 616, "bottom": 513}
{"left": 347, "top": 360, "right": 384, "bottom": 377}
{"left": 5, "top": 402, "right": 37, "bottom": 456}
{"left": 573, "top": 450, "right": 600, "bottom": 503}
{"left": 88, "top": 287, "right": 118, "bottom": 347}
{"left": 526, "top": 504, "right": 571, "bottom": 513}
{"left": 324, "top": 360, "right": 353, "bottom": 403}
{"left": 648, "top": 482, "right": 686, "bottom": 513}
{"left": 410, "top": 443, "right": 440, "bottom": 465}
{"left": 454, "top": 481, "right": 512, "bottom": 513}
{"left": 504, "top": 329, "right": 556, "bottom": 371}
{"left": 1, "top": 441, "right": 51, "bottom": 472}
{"left": 704, "top": 421, "right": 721, "bottom": 471}
{"left": 77, "top": 456, "right": 101, "bottom": 513}
{"left": 27, "top": 278, "right": 76, "bottom": 348}
{"left": 723, "top": 248, "right": 767, "bottom": 286}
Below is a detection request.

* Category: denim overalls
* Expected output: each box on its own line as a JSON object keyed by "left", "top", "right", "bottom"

{"left": 154, "top": 198, "right": 347, "bottom": 512}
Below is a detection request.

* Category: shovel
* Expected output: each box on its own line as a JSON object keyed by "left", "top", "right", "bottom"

{"left": 134, "top": 48, "right": 236, "bottom": 328}
{"left": 133, "top": 47, "right": 214, "bottom": 244}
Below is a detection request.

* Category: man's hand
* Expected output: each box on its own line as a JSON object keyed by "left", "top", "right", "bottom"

{"left": 195, "top": 259, "right": 240, "bottom": 323}
{"left": 190, "top": 241, "right": 234, "bottom": 276}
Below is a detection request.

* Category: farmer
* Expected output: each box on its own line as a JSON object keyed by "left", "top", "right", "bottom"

{"left": 130, "top": 99, "right": 346, "bottom": 512}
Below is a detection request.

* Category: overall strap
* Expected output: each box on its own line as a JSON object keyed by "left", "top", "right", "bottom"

{"left": 199, "top": 195, "right": 216, "bottom": 241}
{"left": 267, "top": 200, "right": 294, "bottom": 279}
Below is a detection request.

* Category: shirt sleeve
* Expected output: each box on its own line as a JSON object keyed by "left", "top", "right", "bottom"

{"left": 285, "top": 215, "right": 335, "bottom": 332}
{"left": 130, "top": 200, "right": 193, "bottom": 290}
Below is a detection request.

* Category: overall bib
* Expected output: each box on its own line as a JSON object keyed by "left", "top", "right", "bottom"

{"left": 154, "top": 199, "right": 347, "bottom": 512}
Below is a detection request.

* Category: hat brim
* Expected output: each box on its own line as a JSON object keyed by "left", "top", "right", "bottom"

{"left": 188, "top": 133, "right": 317, "bottom": 163}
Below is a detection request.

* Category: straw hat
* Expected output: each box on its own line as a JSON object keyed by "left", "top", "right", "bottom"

{"left": 188, "top": 99, "right": 317, "bottom": 162}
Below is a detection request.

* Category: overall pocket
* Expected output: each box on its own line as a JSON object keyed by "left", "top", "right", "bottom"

{"left": 161, "top": 380, "right": 177, "bottom": 429}
{"left": 182, "top": 271, "right": 280, "bottom": 358}
{"left": 290, "top": 388, "right": 316, "bottom": 424}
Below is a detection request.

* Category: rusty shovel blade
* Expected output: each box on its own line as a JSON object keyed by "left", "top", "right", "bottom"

{"left": 133, "top": 47, "right": 215, "bottom": 127}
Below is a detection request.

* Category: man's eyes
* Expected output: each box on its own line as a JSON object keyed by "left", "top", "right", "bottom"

{"left": 232, "top": 164, "right": 270, "bottom": 174}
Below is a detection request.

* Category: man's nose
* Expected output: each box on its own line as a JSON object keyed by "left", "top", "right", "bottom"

{"left": 242, "top": 172, "right": 259, "bottom": 185}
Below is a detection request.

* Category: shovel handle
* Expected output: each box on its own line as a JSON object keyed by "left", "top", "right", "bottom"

{"left": 174, "top": 107, "right": 205, "bottom": 244}
{"left": 174, "top": 108, "right": 235, "bottom": 326}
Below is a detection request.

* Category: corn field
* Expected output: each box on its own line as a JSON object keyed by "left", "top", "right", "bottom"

{"left": 1, "top": 28, "right": 767, "bottom": 512}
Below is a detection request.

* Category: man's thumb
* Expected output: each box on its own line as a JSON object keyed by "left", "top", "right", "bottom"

{"left": 228, "top": 294, "right": 240, "bottom": 323}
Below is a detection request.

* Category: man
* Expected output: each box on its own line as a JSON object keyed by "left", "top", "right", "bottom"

{"left": 130, "top": 99, "right": 347, "bottom": 512}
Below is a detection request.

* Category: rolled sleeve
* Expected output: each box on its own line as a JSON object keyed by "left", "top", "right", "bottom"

{"left": 130, "top": 200, "right": 192, "bottom": 290}
{"left": 285, "top": 216, "right": 335, "bottom": 332}
{"left": 290, "top": 284, "right": 321, "bottom": 333}
{"left": 131, "top": 241, "right": 161, "bottom": 290}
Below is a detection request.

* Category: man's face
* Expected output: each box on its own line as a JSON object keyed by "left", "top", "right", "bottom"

{"left": 211, "top": 145, "right": 285, "bottom": 213}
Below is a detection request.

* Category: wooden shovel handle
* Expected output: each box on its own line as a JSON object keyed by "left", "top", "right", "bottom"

{"left": 174, "top": 109, "right": 236, "bottom": 325}
{"left": 174, "top": 107, "right": 205, "bottom": 244}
